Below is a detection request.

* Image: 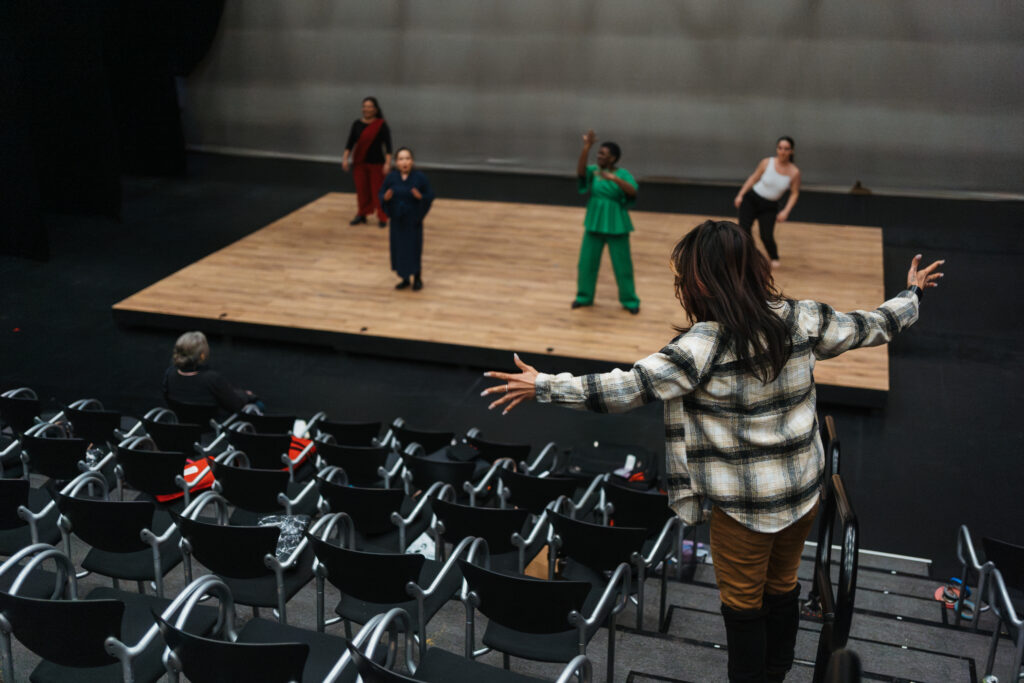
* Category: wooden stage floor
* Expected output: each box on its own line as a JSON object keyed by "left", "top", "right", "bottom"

{"left": 114, "top": 192, "right": 890, "bottom": 406}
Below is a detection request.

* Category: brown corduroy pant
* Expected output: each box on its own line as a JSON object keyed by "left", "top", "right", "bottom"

{"left": 709, "top": 501, "right": 820, "bottom": 611}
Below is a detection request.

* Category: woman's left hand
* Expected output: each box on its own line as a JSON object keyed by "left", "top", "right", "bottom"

{"left": 411, "top": 187, "right": 423, "bottom": 200}
{"left": 598, "top": 170, "right": 615, "bottom": 181}
{"left": 777, "top": 209, "right": 790, "bottom": 223}
{"left": 481, "top": 354, "right": 539, "bottom": 414}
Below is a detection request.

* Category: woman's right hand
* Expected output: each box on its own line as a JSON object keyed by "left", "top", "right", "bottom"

{"left": 582, "top": 129, "right": 596, "bottom": 148}
{"left": 907, "top": 254, "right": 945, "bottom": 290}
{"left": 383, "top": 188, "right": 394, "bottom": 201}
{"left": 733, "top": 194, "right": 743, "bottom": 209}
{"left": 342, "top": 159, "right": 350, "bottom": 172}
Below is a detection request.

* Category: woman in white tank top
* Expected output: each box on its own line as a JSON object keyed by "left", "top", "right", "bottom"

{"left": 734, "top": 137, "right": 802, "bottom": 268}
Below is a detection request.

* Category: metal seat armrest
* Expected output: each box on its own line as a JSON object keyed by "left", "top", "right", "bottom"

{"left": 523, "top": 441, "right": 559, "bottom": 475}
{"left": 512, "top": 510, "right": 552, "bottom": 572}
{"left": 311, "top": 512, "right": 355, "bottom": 548}
{"left": 317, "top": 465, "right": 348, "bottom": 486}
{"left": 143, "top": 407, "right": 174, "bottom": 422}
{"left": 199, "top": 430, "right": 230, "bottom": 454}
{"left": 217, "top": 449, "right": 249, "bottom": 467}
{"left": 463, "top": 458, "right": 513, "bottom": 506}
{"left": 181, "top": 490, "right": 230, "bottom": 523}
{"left": 320, "top": 613, "right": 392, "bottom": 683}
{"left": 568, "top": 474, "right": 607, "bottom": 518}
{"left": 107, "top": 575, "right": 238, "bottom": 669}
{"left": 382, "top": 455, "right": 404, "bottom": 488}
{"left": 85, "top": 449, "right": 118, "bottom": 474}
{"left": 572, "top": 561, "right": 632, "bottom": 631}
{"left": 555, "top": 655, "right": 593, "bottom": 683}
{"left": 393, "top": 481, "right": 446, "bottom": 528}
{"left": 408, "top": 536, "right": 475, "bottom": 602}
{"left": 0, "top": 440, "right": 20, "bottom": 458}
{"left": 403, "top": 442, "right": 426, "bottom": 458}
{"left": 640, "top": 517, "right": 681, "bottom": 567}
{"left": 278, "top": 478, "right": 319, "bottom": 515}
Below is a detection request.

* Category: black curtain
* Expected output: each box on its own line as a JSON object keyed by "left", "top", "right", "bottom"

{"left": 0, "top": 0, "right": 224, "bottom": 260}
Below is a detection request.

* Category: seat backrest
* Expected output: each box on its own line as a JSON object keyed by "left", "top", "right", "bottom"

{"left": 551, "top": 511, "right": 648, "bottom": 571}
{"left": 63, "top": 407, "right": 121, "bottom": 446}
{"left": 227, "top": 431, "right": 292, "bottom": 470}
{"left": 315, "top": 442, "right": 390, "bottom": 486}
{"left": 317, "top": 419, "right": 382, "bottom": 446}
{"left": 115, "top": 446, "right": 191, "bottom": 498}
{"left": 0, "top": 591, "right": 124, "bottom": 667}
{"left": 465, "top": 436, "right": 531, "bottom": 463}
{"left": 0, "top": 479, "right": 30, "bottom": 529}
{"left": 602, "top": 479, "right": 673, "bottom": 531}
{"left": 172, "top": 513, "right": 280, "bottom": 579}
{"left": 500, "top": 469, "right": 578, "bottom": 515}
{"left": 982, "top": 536, "right": 1024, "bottom": 593}
{"left": 392, "top": 425, "right": 454, "bottom": 453}
{"left": 309, "top": 536, "right": 425, "bottom": 602}
{"left": 20, "top": 434, "right": 90, "bottom": 480}
{"left": 142, "top": 418, "right": 205, "bottom": 455}
{"left": 0, "top": 395, "right": 40, "bottom": 435}
{"left": 347, "top": 642, "right": 416, "bottom": 683}
{"left": 404, "top": 455, "right": 475, "bottom": 491}
{"left": 156, "top": 613, "right": 308, "bottom": 683}
{"left": 459, "top": 560, "right": 590, "bottom": 633}
{"left": 55, "top": 493, "right": 155, "bottom": 553}
{"left": 211, "top": 460, "right": 290, "bottom": 513}
{"left": 166, "top": 399, "right": 219, "bottom": 427}
{"left": 240, "top": 413, "right": 296, "bottom": 435}
{"left": 432, "top": 498, "right": 528, "bottom": 554}
{"left": 316, "top": 479, "right": 406, "bottom": 535}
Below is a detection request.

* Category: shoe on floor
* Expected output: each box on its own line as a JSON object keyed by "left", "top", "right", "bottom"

{"left": 625, "top": 305, "right": 640, "bottom": 315}
{"left": 350, "top": 215, "right": 367, "bottom": 225}
{"left": 571, "top": 300, "right": 591, "bottom": 309}
{"left": 395, "top": 279, "right": 411, "bottom": 290}
{"left": 379, "top": 220, "right": 387, "bottom": 228}
{"left": 412, "top": 276, "right": 423, "bottom": 291}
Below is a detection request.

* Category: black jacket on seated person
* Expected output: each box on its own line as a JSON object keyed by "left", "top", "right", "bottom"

{"left": 162, "top": 365, "right": 249, "bottom": 414}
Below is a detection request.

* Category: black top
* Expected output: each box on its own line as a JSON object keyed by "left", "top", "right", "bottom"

{"left": 162, "top": 366, "right": 248, "bottom": 413}
{"left": 344, "top": 119, "right": 393, "bottom": 165}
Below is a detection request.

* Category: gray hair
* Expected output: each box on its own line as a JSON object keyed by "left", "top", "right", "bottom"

{"left": 172, "top": 331, "right": 210, "bottom": 369}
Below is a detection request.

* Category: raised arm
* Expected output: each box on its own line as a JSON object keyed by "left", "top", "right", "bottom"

{"left": 734, "top": 158, "right": 768, "bottom": 209}
{"left": 809, "top": 254, "right": 944, "bottom": 359}
{"left": 577, "top": 129, "right": 595, "bottom": 178}
{"left": 777, "top": 168, "right": 801, "bottom": 222}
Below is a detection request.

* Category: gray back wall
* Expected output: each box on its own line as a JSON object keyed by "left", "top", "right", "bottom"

{"left": 183, "top": 1, "right": 1024, "bottom": 194}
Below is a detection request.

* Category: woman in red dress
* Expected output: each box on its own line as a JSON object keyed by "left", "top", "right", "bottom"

{"left": 341, "top": 97, "right": 393, "bottom": 227}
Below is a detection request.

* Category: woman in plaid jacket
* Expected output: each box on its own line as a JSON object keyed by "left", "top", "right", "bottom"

{"left": 484, "top": 220, "right": 944, "bottom": 682}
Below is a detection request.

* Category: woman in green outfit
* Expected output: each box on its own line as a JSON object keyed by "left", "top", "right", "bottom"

{"left": 572, "top": 129, "right": 640, "bottom": 314}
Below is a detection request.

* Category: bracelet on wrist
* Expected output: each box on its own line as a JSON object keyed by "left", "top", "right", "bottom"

{"left": 908, "top": 285, "right": 923, "bottom": 301}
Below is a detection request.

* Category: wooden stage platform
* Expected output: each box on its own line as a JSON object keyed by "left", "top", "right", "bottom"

{"left": 113, "top": 192, "right": 890, "bottom": 407}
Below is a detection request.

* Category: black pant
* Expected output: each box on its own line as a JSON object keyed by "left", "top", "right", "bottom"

{"left": 738, "top": 190, "right": 780, "bottom": 260}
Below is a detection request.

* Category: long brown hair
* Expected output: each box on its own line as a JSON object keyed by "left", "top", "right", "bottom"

{"left": 671, "top": 220, "right": 791, "bottom": 382}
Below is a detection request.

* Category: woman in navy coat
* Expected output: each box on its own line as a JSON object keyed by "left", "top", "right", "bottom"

{"left": 379, "top": 147, "right": 435, "bottom": 290}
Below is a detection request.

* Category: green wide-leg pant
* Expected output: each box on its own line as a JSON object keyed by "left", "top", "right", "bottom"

{"left": 575, "top": 231, "right": 639, "bottom": 309}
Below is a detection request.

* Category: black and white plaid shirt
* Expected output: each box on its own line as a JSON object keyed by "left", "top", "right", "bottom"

{"left": 535, "top": 291, "right": 920, "bottom": 532}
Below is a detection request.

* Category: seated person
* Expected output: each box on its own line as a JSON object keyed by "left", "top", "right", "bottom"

{"left": 162, "top": 331, "right": 257, "bottom": 417}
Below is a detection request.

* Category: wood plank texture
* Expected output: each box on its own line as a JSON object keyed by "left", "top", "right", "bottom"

{"left": 114, "top": 193, "right": 889, "bottom": 392}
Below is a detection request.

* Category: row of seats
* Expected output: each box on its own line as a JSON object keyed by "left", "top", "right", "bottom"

{"left": 0, "top": 387, "right": 685, "bottom": 682}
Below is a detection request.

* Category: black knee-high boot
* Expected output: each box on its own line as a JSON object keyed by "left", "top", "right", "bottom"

{"left": 721, "top": 603, "right": 767, "bottom": 683}
{"left": 764, "top": 586, "right": 802, "bottom": 682}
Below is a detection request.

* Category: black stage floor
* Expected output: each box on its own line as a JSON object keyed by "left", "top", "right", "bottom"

{"left": 1, "top": 151, "right": 1022, "bottom": 578}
